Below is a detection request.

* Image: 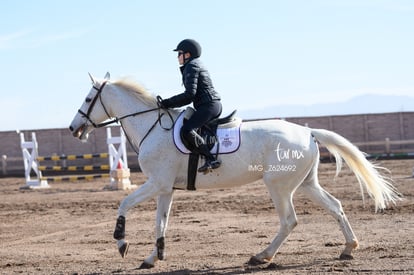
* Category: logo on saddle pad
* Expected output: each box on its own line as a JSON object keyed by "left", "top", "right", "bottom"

{"left": 173, "top": 110, "right": 242, "bottom": 155}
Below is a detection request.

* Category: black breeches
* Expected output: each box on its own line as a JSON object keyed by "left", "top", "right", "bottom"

{"left": 181, "top": 101, "right": 222, "bottom": 146}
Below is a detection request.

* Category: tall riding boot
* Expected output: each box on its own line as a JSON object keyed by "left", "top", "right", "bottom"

{"left": 183, "top": 130, "right": 221, "bottom": 173}
{"left": 197, "top": 143, "right": 221, "bottom": 173}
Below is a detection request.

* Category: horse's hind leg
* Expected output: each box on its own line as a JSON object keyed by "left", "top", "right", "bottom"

{"left": 300, "top": 168, "right": 359, "bottom": 259}
{"left": 250, "top": 180, "right": 298, "bottom": 264}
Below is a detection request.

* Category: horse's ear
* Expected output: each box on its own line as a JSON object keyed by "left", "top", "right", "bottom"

{"left": 88, "top": 72, "right": 95, "bottom": 84}
{"left": 104, "top": 72, "right": 110, "bottom": 80}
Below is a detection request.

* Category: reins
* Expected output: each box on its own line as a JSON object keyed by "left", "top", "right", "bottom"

{"left": 137, "top": 104, "right": 174, "bottom": 149}
{"left": 78, "top": 82, "right": 174, "bottom": 153}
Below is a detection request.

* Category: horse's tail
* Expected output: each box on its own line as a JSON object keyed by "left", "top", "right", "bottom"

{"left": 310, "top": 128, "right": 401, "bottom": 212}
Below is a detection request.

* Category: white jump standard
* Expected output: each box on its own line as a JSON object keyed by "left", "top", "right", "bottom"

{"left": 20, "top": 132, "right": 50, "bottom": 189}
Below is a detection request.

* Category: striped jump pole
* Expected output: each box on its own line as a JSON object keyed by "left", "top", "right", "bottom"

{"left": 38, "top": 164, "right": 110, "bottom": 172}
{"left": 37, "top": 153, "right": 108, "bottom": 161}
{"left": 41, "top": 174, "right": 110, "bottom": 182}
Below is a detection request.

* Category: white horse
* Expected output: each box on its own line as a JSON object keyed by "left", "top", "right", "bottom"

{"left": 69, "top": 73, "right": 400, "bottom": 269}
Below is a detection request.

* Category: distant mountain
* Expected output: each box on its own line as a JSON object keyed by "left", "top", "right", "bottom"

{"left": 238, "top": 94, "right": 414, "bottom": 119}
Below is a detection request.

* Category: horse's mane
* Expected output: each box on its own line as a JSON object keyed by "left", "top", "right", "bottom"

{"left": 112, "top": 78, "right": 158, "bottom": 108}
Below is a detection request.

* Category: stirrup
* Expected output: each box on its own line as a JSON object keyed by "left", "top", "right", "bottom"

{"left": 210, "top": 159, "right": 221, "bottom": 169}
{"left": 198, "top": 159, "right": 221, "bottom": 173}
{"left": 197, "top": 163, "right": 211, "bottom": 173}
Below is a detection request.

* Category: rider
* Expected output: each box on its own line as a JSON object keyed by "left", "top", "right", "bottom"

{"left": 160, "top": 39, "right": 222, "bottom": 173}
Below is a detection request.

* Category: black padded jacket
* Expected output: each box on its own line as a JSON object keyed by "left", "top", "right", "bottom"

{"left": 165, "top": 58, "right": 221, "bottom": 109}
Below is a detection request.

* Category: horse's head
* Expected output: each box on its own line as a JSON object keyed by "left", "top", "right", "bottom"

{"left": 69, "top": 72, "right": 111, "bottom": 141}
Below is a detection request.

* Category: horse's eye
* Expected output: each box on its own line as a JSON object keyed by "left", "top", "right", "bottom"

{"left": 85, "top": 98, "right": 92, "bottom": 103}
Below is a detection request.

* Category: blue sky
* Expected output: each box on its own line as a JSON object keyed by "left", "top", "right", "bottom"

{"left": 1, "top": 0, "right": 413, "bottom": 131}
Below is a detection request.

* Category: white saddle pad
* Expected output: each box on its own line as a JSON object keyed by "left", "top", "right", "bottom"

{"left": 173, "top": 111, "right": 242, "bottom": 154}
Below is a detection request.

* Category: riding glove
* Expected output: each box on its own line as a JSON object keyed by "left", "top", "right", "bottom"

{"left": 160, "top": 99, "right": 172, "bottom": 109}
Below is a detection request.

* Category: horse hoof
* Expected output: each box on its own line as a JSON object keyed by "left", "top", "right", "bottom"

{"left": 339, "top": 253, "right": 354, "bottom": 260}
{"left": 118, "top": 241, "right": 129, "bottom": 258}
{"left": 247, "top": 256, "right": 267, "bottom": 266}
{"left": 139, "top": 261, "right": 154, "bottom": 269}
{"left": 157, "top": 251, "right": 165, "bottom": 261}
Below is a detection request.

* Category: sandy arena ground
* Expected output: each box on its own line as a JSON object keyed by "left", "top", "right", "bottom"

{"left": 0, "top": 160, "right": 413, "bottom": 274}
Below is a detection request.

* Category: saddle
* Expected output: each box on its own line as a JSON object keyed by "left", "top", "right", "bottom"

{"left": 180, "top": 107, "right": 238, "bottom": 152}
{"left": 180, "top": 107, "right": 239, "bottom": 191}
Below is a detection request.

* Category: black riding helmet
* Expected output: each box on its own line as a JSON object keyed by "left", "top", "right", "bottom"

{"left": 173, "top": 39, "right": 202, "bottom": 58}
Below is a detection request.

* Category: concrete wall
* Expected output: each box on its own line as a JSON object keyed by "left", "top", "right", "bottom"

{"left": 286, "top": 112, "right": 414, "bottom": 153}
{"left": 287, "top": 112, "right": 413, "bottom": 142}
{"left": 1, "top": 112, "right": 413, "bottom": 176}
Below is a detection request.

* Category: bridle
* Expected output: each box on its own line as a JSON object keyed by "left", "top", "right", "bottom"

{"left": 78, "top": 81, "right": 174, "bottom": 150}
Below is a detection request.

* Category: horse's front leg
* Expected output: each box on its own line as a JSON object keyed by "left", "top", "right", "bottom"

{"left": 113, "top": 178, "right": 163, "bottom": 258}
{"left": 140, "top": 192, "right": 174, "bottom": 269}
